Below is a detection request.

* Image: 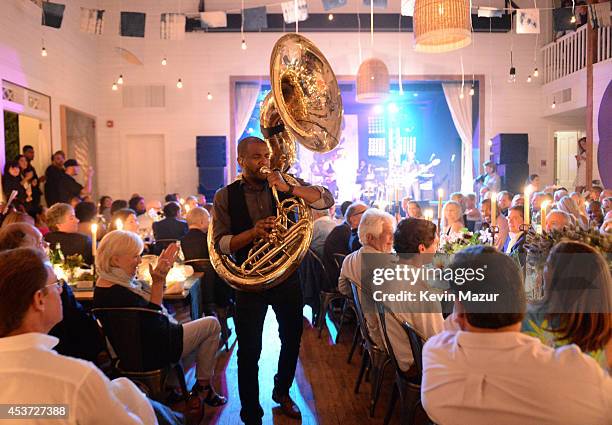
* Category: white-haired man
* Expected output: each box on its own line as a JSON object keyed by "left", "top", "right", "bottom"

{"left": 338, "top": 208, "right": 395, "bottom": 346}
{"left": 546, "top": 210, "right": 572, "bottom": 232}
{"left": 310, "top": 206, "right": 336, "bottom": 258}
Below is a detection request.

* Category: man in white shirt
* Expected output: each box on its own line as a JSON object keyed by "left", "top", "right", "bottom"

{"left": 0, "top": 248, "right": 157, "bottom": 425}
{"left": 309, "top": 206, "right": 337, "bottom": 258}
{"left": 421, "top": 246, "right": 612, "bottom": 425}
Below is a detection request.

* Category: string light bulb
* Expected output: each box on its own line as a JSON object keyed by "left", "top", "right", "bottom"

{"left": 176, "top": 78, "right": 183, "bottom": 89}
{"left": 551, "top": 99, "right": 556, "bottom": 109}
{"left": 111, "top": 83, "right": 118, "bottom": 91}
{"left": 41, "top": 46, "right": 47, "bottom": 57}
{"left": 207, "top": 92, "right": 213, "bottom": 101}
{"left": 241, "top": 39, "right": 247, "bottom": 50}
{"left": 117, "top": 74, "right": 124, "bottom": 85}
{"left": 570, "top": 14, "right": 576, "bottom": 23}
{"left": 508, "top": 66, "right": 516, "bottom": 83}
{"left": 469, "top": 85, "right": 475, "bottom": 96}
{"left": 508, "top": 50, "right": 516, "bottom": 83}
{"left": 328, "top": 13, "right": 334, "bottom": 21}
{"left": 459, "top": 90, "right": 465, "bottom": 99}
{"left": 527, "top": 75, "right": 532, "bottom": 83}
{"left": 533, "top": 67, "right": 539, "bottom": 78}
{"left": 161, "top": 57, "right": 167, "bottom": 66}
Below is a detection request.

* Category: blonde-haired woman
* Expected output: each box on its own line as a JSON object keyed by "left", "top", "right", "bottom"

{"left": 442, "top": 200, "right": 465, "bottom": 240}
{"left": 93, "top": 230, "right": 226, "bottom": 408}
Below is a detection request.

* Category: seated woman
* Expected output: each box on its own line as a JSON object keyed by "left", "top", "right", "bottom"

{"left": 0, "top": 222, "right": 105, "bottom": 363}
{"left": 93, "top": 230, "right": 226, "bottom": 406}
{"left": 44, "top": 203, "right": 93, "bottom": 265}
{"left": 522, "top": 241, "right": 612, "bottom": 370}
{"left": 441, "top": 200, "right": 465, "bottom": 240}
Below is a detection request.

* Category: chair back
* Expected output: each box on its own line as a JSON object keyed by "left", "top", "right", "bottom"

{"left": 332, "top": 253, "right": 346, "bottom": 270}
{"left": 151, "top": 238, "right": 179, "bottom": 255}
{"left": 399, "top": 321, "right": 427, "bottom": 377}
{"left": 350, "top": 281, "right": 383, "bottom": 351}
{"left": 375, "top": 302, "right": 403, "bottom": 375}
{"left": 301, "top": 248, "right": 333, "bottom": 292}
{"left": 91, "top": 307, "right": 174, "bottom": 372}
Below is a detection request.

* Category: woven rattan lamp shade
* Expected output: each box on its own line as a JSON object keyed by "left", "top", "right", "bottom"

{"left": 414, "top": 0, "right": 471, "bottom": 53}
{"left": 356, "top": 58, "right": 390, "bottom": 103}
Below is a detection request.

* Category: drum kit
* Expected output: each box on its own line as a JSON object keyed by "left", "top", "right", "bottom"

{"left": 360, "top": 160, "right": 440, "bottom": 204}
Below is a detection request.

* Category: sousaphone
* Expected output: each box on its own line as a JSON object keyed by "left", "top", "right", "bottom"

{"left": 207, "top": 33, "right": 343, "bottom": 291}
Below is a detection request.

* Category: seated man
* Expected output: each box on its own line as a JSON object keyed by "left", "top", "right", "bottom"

{"left": 0, "top": 248, "right": 157, "bottom": 424}
{"left": 44, "top": 203, "right": 93, "bottom": 265}
{"left": 377, "top": 218, "right": 445, "bottom": 372}
{"left": 0, "top": 223, "right": 104, "bottom": 363}
{"left": 309, "top": 206, "right": 336, "bottom": 258}
{"left": 338, "top": 208, "right": 395, "bottom": 347}
{"left": 322, "top": 201, "right": 368, "bottom": 287}
{"left": 421, "top": 246, "right": 612, "bottom": 425}
{"left": 503, "top": 206, "right": 527, "bottom": 258}
{"left": 181, "top": 207, "right": 233, "bottom": 311}
{"left": 546, "top": 210, "right": 572, "bottom": 232}
{"left": 496, "top": 191, "right": 513, "bottom": 216}
{"left": 153, "top": 202, "right": 188, "bottom": 254}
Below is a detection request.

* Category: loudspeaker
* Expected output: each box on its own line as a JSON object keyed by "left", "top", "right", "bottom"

{"left": 491, "top": 133, "right": 528, "bottom": 164}
{"left": 196, "top": 136, "right": 227, "bottom": 167}
{"left": 498, "top": 163, "right": 529, "bottom": 194}
{"left": 198, "top": 167, "right": 225, "bottom": 200}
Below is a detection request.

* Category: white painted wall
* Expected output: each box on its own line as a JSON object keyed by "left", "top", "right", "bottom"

{"left": 3, "top": 0, "right": 603, "bottom": 200}
{"left": 0, "top": 0, "right": 98, "bottom": 172}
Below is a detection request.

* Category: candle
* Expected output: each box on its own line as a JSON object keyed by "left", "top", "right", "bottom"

{"left": 524, "top": 186, "right": 533, "bottom": 226}
{"left": 115, "top": 219, "right": 123, "bottom": 231}
{"left": 425, "top": 209, "right": 434, "bottom": 221}
{"left": 91, "top": 223, "right": 98, "bottom": 257}
{"left": 437, "top": 189, "right": 444, "bottom": 221}
{"left": 541, "top": 201, "right": 550, "bottom": 231}
{"left": 185, "top": 204, "right": 191, "bottom": 213}
{"left": 491, "top": 192, "right": 497, "bottom": 228}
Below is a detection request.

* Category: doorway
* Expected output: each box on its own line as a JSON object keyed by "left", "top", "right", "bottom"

{"left": 122, "top": 134, "right": 166, "bottom": 201}
{"left": 555, "top": 130, "right": 583, "bottom": 189}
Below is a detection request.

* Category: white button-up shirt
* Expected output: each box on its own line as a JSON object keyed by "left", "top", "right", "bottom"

{"left": 0, "top": 333, "right": 157, "bottom": 425}
{"left": 422, "top": 330, "right": 612, "bottom": 425}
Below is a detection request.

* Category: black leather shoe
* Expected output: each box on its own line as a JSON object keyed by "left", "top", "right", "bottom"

{"left": 271, "top": 390, "right": 301, "bottom": 419}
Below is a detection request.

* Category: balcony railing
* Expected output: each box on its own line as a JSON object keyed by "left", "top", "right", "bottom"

{"left": 542, "top": 25, "right": 612, "bottom": 84}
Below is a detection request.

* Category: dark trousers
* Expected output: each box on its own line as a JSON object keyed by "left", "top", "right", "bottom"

{"left": 234, "top": 275, "right": 304, "bottom": 424}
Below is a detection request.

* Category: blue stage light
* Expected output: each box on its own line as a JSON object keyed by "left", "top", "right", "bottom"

{"left": 387, "top": 103, "right": 399, "bottom": 114}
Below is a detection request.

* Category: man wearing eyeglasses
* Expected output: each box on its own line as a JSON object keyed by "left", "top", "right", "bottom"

{"left": 0, "top": 248, "right": 158, "bottom": 424}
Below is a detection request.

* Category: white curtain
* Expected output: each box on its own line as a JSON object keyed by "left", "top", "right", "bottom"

{"left": 234, "top": 82, "right": 262, "bottom": 142}
{"left": 442, "top": 83, "right": 474, "bottom": 193}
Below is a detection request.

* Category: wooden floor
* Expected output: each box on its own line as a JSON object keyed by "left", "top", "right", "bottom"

{"left": 193, "top": 306, "right": 401, "bottom": 425}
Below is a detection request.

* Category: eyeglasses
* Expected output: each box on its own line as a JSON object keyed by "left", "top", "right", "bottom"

{"left": 41, "top": 279, "right": 64, "bottom": 293}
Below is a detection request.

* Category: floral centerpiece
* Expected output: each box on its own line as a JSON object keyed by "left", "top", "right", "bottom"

{"left": 439, "top": 228, "right": 493, "bottom": 254}
{"left": 524, "top": 226, "right": 612, "bottom": 300}
{"left": 48, "top": 243, "right": 93, "bottom": 284}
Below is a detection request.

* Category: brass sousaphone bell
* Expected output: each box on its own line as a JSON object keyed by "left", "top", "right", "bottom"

{"left": 207, "top": 33, "right": 343, "bottom": 291}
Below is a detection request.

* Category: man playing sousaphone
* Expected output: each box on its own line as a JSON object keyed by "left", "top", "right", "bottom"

{"left": 212, "top": 136, "right": 333, "bottom": 423}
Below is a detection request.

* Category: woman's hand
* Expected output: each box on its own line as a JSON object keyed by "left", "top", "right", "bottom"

{"left": 149, "top": 243, "right": 179, "bottom": 286}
